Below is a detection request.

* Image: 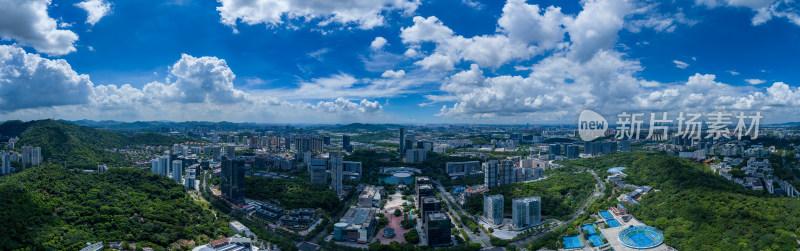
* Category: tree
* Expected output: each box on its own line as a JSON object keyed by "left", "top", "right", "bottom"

{"left": 401, "top": 219, "right": 415, "bottom": 229}
{"left": 378, "top": 216, "right": 389, "bottom": 226}
{"left": 394, "top": 209, "right": 402, "bottom": 217}
{"left": 404, "top": 229, "right": 420, "bottom": 244}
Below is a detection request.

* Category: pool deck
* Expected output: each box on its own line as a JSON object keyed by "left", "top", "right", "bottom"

{"left": 597, "top": 214, "right": 674, "bottom": 251}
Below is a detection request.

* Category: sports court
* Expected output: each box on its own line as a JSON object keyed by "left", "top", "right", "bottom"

{"left": 599, "top": 211, "right": 614, "bottom": 219}
{"left": 587, "top": 234, "right": 604, "bottom": 246}
{"left": 582, "top": 224, "right": 597, "bottom": 235}
{"left": 618, "top": 226, "right": 664, "bottom": 249}
{"left": 598, "top": 215, "right": 671, "bottom": 251}
{"left": 607, "top": 219, "right": 621, "bottom": 227}
{"left": 563, "top": 235, "right": 584, "bottom": 249}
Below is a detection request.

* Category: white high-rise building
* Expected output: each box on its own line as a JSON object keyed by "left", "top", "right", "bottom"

{"left": 158, "top": 156, "right": 170, "bottom": 177}
{"left": 172, "top": 160, "right": 183, "bottom": 184}
{"left": 329, "top": 152, "right": 343, "bottom": 195}
{"left": 182, "top": 145, "right": 189, "bottom": 158}
{"left": 1, "top": 151, "right": 11, "bottom": 175}
{"left": 512, "top": 196, "right": 541, "bottom": 228}
{"left": 151, "top": 159, "right": 160, "bottom": 175}
{"left": 21, "top": 146, "right": 31, "bottom": 164}
{"left": 31, "top": 147, "right": 42, "bottom": 166}
{"left": 185, "top": 167, "right": 196, "bottom": 190}
{"left": 484, "top": 194, "right": 504, "bottom": 225}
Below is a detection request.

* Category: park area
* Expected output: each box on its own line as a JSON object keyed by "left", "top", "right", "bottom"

{"left": 376, "top": 192, "right": 412, "bottom": 244}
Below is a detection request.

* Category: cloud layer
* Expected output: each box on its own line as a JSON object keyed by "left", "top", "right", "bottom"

{"left": 0, "top": 45, "right": 383, "bottom": 123}
{"left": 216, "top": 0, "right": 420, "bottom": 31}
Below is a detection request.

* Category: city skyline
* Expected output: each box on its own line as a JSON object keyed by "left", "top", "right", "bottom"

{"left": 2, "top": 0, "right": 800, "bottom": 124}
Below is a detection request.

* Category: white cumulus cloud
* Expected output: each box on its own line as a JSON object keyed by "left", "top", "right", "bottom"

{"left": 381, "top": 69, "right": 405, "bottom": 78}
{"left": 0, "top": 45, "right": 93, "bottom": 110}
{"left": 75, "top": 0, "right": 112, "bottom": 26}
{"left": 0, "top": 0, "right": 79, "bottom": 56}
{"left": 370, "top": 36, "right": 388, "bottom": 50}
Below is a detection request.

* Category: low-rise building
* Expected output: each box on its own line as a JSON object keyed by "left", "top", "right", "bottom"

{"left": 229, "top": 221, "right": 251, "bottom": 237}
{"left": 358, "top": 185, "right": 384, "bottom": 207}
{"left": 334, "top": 206, "right": 377, "bottom": 243}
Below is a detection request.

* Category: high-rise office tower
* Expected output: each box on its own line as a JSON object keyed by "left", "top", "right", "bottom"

{"left": 309, "top": 158, "right": 328, "bottom": 185}
{"left": 226, "top": 145, "right": 236, "bottom": 160}
{"left": 484, "top": 194, "right": 504, "bottom": 225}
{"left": 212, "top": 146, "right": 222, "bottom": 161}
{"left": 221, "top": 157, "right": 246, "bottom": 202}
{"left": 512, "top": 196, "right": 541, "bottom": 228}
{"left": 342, "top": 135, "right": 351, "bottom": 152}
{"left": 548, "top": 144, "right": 561, "bottom": 156}
{"left": 426, "top": 212, "right": 452, "bottom": 247}
{"left": 420, "top": 196, "right": 441, "bottom": 223}
{"left": 398, "top": 128, "right": 405, "bottom": 154}
{"left": 172, "top": 160, "right": 182, "bottom": 184}
{"left": 329, "top": 152, "right": 343, "bottom": 195}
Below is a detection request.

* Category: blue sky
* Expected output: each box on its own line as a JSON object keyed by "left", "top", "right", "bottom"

{"left": 1, "top": 0, "right": 800, "bottom": 124}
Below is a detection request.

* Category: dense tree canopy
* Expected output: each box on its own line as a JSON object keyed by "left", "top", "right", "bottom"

{"left": 245, "top": 176, "right": 340, "bottom": 212}
{"left": 0, "top": 165, "right": 229, "bottom": 250}
{"left": 624, "top": 155, "right": 800, "bottom": 250}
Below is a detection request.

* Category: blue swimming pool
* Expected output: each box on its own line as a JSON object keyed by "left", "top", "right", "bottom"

{"left": 607, "top": 219, "right": 621, "bottom": 227}
{"left": 599, "top": 211, "right": 613, "bottom": 219}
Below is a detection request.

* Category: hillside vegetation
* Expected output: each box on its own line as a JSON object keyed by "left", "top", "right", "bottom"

{"left": 0, "top": 119, "right": 190, "bottom": 168}
{"left": 0, "top": 165, "right": 230, "bottom": 250}
{"left": 464, "top": 172, "right": 596, "bottom": 220}
{"left": 245, "top": 176, "right": 341, "bottom": 212}
{"left": 567, "top": 152, "right": 800, "bottom": 250}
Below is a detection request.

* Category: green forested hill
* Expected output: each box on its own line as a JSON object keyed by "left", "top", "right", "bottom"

{"left": 620, "top": 155, "right": 800, "bottom": 250}
{"left": 0, "top": 165, "right": 231, "bottom": 250}
{"left": 0, "top": 119, "right": 191, "bottom": 168}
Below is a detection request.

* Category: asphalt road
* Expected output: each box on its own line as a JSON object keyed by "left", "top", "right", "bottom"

{"left": 433, "top": 180, "right": 492, "bottom": 247}
{"left": 509, "top": 169, "right": 605, "bottom": 247}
